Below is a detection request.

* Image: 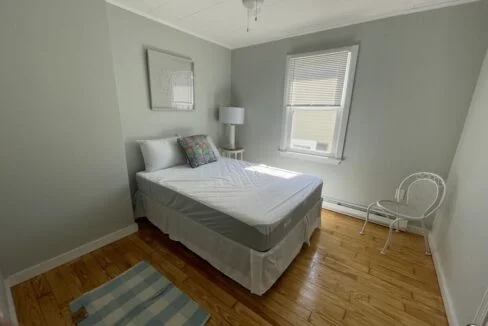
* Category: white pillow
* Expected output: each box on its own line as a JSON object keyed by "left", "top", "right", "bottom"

{"left": 206, "top": 136, "right": 221, "bottom": 158}
{"left": 138, "top": 136, "right": 186, "bottom": 172}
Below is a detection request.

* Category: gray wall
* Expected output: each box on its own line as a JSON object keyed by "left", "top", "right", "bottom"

{"left": 231, "top": 1, "right": 488, "bottom": 219}
{"left": 106, "top": 5, "right": 232, "bottom": 197}
{"left": 0, "top": 0, "right": 134, "bottom": 276}
{"left": 432, "top": 49, "right": 488, "bottom": 325}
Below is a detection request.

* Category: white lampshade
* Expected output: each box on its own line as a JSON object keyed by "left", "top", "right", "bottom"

{"left": 219, "top": 106, "right": 245, "bottom": 125}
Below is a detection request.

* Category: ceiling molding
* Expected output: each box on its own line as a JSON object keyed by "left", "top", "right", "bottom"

{"left": 106, "top": 0, "right": 478, "bottom": 50}
{"left": 106, "top": 0, "right": 232, "bottom": 49}
{"left": 233, "top": 0, "right": 478, "bottom": 49}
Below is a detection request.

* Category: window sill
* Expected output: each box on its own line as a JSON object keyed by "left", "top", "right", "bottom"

{"left": 278, "top": 150, "right": 342, "bottom": 165}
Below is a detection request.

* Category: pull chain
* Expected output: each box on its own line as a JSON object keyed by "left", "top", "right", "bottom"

{"left": 244, "top": 0, "right": 261, "bottom": 32}
{"left": 247, "top": 7, "right": 250, "bottom": 32}
{"left": 255, "top": 0, "right": 258, "bottom": 21}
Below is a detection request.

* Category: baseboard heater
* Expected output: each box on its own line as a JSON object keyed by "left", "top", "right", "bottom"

{"left": 321, "top": 197, "right": 408, "bottom": 231}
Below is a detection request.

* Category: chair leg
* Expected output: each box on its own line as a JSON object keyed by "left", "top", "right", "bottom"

{"left": 360, "top": 203, "right": 376, "bottom": 235}
{"left": 395, "top": 219, "right": 401, "bottom": 232}
{"left": 421, "top": 220, "right": 431, "bottom": 256}
{"left": 381, "top": 218, "right": 400, "bottom": 255}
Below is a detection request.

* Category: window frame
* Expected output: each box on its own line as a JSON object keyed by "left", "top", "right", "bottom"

{"left": 279, "top": 44, "right": 359, "bottom": 162}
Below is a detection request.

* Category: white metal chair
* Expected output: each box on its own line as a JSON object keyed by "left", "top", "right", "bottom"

{"left": 360, "top": 172, "right": 446, "bottom": 255}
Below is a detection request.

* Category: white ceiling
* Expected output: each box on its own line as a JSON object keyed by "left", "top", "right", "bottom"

{"left": 107, "top": 0, "right": 476, "bottom": 49}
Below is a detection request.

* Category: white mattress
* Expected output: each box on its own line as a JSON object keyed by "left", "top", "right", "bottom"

{"left": 136, "top": 158, "right": 323, "bottom": 251}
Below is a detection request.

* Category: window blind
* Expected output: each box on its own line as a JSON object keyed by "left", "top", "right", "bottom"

{"left": 286, "top": 50, "right": 351, "bottom": 107}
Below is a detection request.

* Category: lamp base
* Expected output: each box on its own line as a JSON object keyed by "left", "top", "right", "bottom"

{"left": 227, "top": 124, "right": 236, "bottom": 150}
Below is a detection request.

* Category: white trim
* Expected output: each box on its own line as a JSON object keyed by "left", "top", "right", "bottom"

{"left": 279, "top": 48, "right": 294, "bottom": 151}
{"left": 429, "top": 233, "right": 458, "bottom": 326}
{"left": 322, "top": 200, "right": 427, "bottom": 235}
{"left": 279, "top": 45, "right": 359, "bottom": 161}
{"left": 5, "top": 284, "right": 17, "bottom": 326}
{"left": 336, "top": 46, "right": 359, "bottom": 159}
{"left": 322, "top": 200, "right": 408, "bottom": 230}
{"left": 6, "top": 224, "right": 138, "bottom": 287}
{"left": 233, "top": 0, "right": 478, "bottom": 49}
{"left": 404, "top": 224, "right": 425, "bottom": 235}
{"left": 279, "top": 150, "right": 342, "bottom": 165}
{"left": 106, "top": 1, "right": 231, "bottom": 49}
{"left": 474, "top": 287, "right": 488, "bottom": 325}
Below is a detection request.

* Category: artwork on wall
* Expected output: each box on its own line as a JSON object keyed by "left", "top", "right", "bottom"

{"left": 146, "top": 48, "right": 195, "bottom": 111}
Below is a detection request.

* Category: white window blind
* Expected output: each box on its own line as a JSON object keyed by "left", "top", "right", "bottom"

{"left": 286, "top": 50, "right": 350, "bottom": 108}
{"left": 280, "top": 45, "right": 359, "bottom": 162}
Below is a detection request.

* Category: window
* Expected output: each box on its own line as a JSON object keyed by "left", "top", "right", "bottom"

{"left": 280, "top": 45, "right": 359, "bottom": 162}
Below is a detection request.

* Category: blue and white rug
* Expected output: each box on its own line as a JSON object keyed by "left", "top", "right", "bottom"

{"left": 69, "top": 261, "right": 209, "bottom": 326}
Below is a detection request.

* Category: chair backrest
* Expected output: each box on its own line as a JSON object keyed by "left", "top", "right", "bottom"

{"left": 395, "top": 172, "right": 446, "bottom": 218}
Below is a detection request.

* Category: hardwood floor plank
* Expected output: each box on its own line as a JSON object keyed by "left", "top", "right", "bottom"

{"left": 284, "top": 262, "right": 351, "bottom": 302}
{"left": 181, "top": 264, "right": 237, "bottom": 308}
{"left": 72, "top": 258, "right": 103, "bottom": 292}
{"left": 364, "top": 297, "right": 430, "bottom": 326}
{"left": 61, "top": 307, "right": 75, "bottom": 326}
{"left": 178, "top": 254, "right": 309, "bottom": 325}
{"left": 134, "top": 231, "right": 187, "bottom": 269}
{"left": 44, "top": 264, "right": 82, "bottom": 307}
{"left": 412, "top": 264, "right": 439, "bottom": 281}
{"left": 206, "top": 315, "right": 231, "bottom": 326}
{"left": 179, "top": 278, "right": 272, "bottom": 326}
{"left": 263, "top": 290, "right": 312, "bottom": 321}
{"left": 99, "top": 241, "right": 133, "bottom": 271}
{"left": 90, "top": 247, "right": 113, "bottom": 268}
{"left": 309, "top": 310, "right": 344, "bottom": 326}
{"left": 370, "top": 264, "right": 439, "bottom": 294}
{"left": 233, "top": 302, "right": 273, "bottom": 326}
{"left": 346, "top": 301, "right": 415, "bottom": 326}
{"left": 11, "top": 282, "right": 46, "bottom": 326}
{"left": 11, "top": 210, "right": 447, "bottom": 326}
{"left": 149, "top": 252, "right": 189, "bottom": 285}
{"left": 101, "top": 263, "right": 125, "bottom": 278}
{"left": 275, "top": 276, "right": 347, "bottom": 322}
{"left": 30, "top": 274, "right": 52, "bottom": 299}
{"left": 38, "top": 293, "right": 69, "bottom": 326}
{"left": 411, "top": 290, "right": 445, "bottom": 313}
{"left": 368, "top": 295, "right": 404, "bottom": 312}
{"left": 81, "top": 254, "right": 111, "bottom": 287}
{"left": 403, "top": 300, "right": 449, "bottom": 325}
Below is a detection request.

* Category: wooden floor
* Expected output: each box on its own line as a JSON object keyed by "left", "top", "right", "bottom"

{"left": 12, "top": 210, "right": 447, "bottom": 325}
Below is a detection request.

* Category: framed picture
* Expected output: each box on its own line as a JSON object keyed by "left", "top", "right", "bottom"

{"left": 146, "top": 49, "right": 195, "bottom": 111}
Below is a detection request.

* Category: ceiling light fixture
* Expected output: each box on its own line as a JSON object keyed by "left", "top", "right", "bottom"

{"left": 242, "top": 0, "right": 264, "bottom": 32}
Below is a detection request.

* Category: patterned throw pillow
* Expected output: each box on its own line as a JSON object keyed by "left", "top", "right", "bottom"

{"left": 177, "top": 135, "right": 218, "bottom": 168}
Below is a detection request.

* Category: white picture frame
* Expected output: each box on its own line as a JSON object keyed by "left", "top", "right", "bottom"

{"left": 146, "top": 49, "right": 195, "bottom": 111}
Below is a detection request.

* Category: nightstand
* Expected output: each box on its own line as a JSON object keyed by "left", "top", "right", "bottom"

{"left": 220, "top": 147, "right": 244, "bottom": 160}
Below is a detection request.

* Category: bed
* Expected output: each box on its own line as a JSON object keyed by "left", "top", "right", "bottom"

{"left": 134, "top": 157, "right": 322, "bottom": 295}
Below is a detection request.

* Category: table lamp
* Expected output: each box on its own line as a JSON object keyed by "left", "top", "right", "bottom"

{"left": 219, "top": 106, "right": 245, "bottom": 150}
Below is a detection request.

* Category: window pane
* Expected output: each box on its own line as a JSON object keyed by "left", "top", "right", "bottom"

{"left": 290, "top": 110, "right": 337, "bottom": 153}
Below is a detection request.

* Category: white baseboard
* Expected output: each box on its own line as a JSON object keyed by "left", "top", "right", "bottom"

{"left": 322, "top": 200, "right": 409, "bottom": 231}
{"left": 5, "top": 283, "right": 17, "bottom": 326}
{"left": 6, "top": 223, "right": 138, "bottom": 287}
{"left": 404, "top": 224, "right": 425, "bottom": 236}
{"left": 428, "top": 234, "right": 457, "bottom": 326}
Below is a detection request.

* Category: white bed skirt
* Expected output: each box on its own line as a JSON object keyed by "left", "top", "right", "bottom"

{"left": 136, "top": 193, "right": 322, "bottom": 295}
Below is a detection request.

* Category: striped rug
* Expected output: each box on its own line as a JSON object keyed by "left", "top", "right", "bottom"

{"left": 69, "top": 261, "right": 209, "bottom": 325}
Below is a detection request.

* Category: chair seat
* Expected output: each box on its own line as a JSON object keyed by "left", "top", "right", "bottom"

{"left": 376, "top": 200, "right": 423, "bottom": 220}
